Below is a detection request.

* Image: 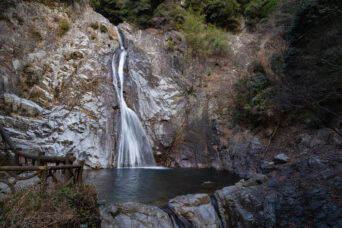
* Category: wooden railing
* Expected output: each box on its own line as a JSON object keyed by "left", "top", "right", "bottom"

{"left": 0, "top": 124, "right": 84, "bottom": 193}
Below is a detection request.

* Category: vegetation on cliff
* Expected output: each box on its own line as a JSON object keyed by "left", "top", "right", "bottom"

{"left": 232, "top": 62, "right": 274, "bottom": 126}
{"left": 231, "top": 0, "right": 342, "bottom": 135}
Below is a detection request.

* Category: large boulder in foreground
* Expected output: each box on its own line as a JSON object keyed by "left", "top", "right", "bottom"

{"left": 168, "top": 193, "right": 221, "bottom": 228}
{"left": 214, "top": 175, "right": 275, "bottom": 228}
{"left": 100, "top": 202, "right": 174, "bottom": 228}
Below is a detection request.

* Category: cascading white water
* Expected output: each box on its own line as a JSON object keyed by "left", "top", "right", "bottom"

{"left": 112, "top": 26, "right": 156, "bottom": 168}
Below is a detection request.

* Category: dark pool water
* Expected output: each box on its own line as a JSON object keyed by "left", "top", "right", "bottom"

{"left": 83, "top": 168, "right": 239, "bottom": 205}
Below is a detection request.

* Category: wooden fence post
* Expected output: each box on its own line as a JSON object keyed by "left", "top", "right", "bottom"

{"left": 77, "top": 160, "right": 84, "bottom": 184}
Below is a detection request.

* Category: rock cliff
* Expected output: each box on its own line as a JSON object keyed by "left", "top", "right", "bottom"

{"left": 0, "top": 0, "right": 119, "bottom": 168}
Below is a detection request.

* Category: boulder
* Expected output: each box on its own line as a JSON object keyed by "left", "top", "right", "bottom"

{"left": 273, "top": 153, "right": 290, "bottom": 164}
{"left": 214, "top": 178, "right": 275, "bottom": 228}
{"left": 100, "top": 202, "right": 173, "bottom": 228}
{"left": 168, "top": 193, "right": 221, "bottom": 228}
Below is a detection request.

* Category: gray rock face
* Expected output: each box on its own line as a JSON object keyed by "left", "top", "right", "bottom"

{"left": 0, "top": 1, "right": 119, "bottom": 168}
{"left": 214, "top": 177, "right": 275, "bottom": 228}
{"left": 0, "top": 1, "right": 262, "bottom": 169}
{"left": 168, "top": 193, "right": 221, "bottom": 228}
{"left": 100, "top": 202, "right": 174, "bottom": 228}
{"left": 273, "top": 154, "right": 289, "bottom": 164}
{"left": 3, "top": 93, "right": 43, "bottom": 116}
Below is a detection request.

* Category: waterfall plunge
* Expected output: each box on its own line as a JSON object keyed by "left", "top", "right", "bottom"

{"left": 112, "top": 26, "right": 156, "bottom": 168}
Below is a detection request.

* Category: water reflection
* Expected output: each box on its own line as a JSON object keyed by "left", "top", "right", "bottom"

{"left": 84, "top": 168, "right": 239, "bottom": 205}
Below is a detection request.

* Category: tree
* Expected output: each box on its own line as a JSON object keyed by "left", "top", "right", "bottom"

{"left": 204, "top": 0, "right": 241, "bottom": 31}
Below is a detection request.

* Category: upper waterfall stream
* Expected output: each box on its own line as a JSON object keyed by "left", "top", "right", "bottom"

{"left": 112, "top": 27, "right": 155, "bottom": 168}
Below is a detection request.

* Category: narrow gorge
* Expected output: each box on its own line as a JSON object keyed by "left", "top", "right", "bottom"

{"left": 0, "top": 0, "right": 341, "bottom": 227}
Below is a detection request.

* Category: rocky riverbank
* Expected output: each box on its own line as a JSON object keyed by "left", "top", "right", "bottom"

{"left": 100, "top": 152, "right": 341, "bottom": 228}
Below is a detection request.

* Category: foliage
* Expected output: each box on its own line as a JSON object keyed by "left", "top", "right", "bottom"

{"left": 244, "top": 0, "right": 284, "bottom": 27}
{"left": 90, "top": 0, "right": 122, "bottom": 25}
{"left": 261, "top": 0, "right": 277, "bottom": 17}
{"left": 204, "top": 0, "right": 241, "bottom": 31}
{"left": 0, "top": 185, "right": 100, "bottom": 227}
{"left": 90, "top": 22, "right": 99, "bottom": 30}
{"left": 286, "top": 0, "right": 342, "bottom": 44}
{"left": 90, "top": 0, "right": 164, "bottom": 29}
{"left": 100, "top": 24, "right": 107, "bottom": 33}
{"left": 153, "top": 3, "right": 186, "bottom": 30}
{"left": 184, "top": 0, "right": 242, "bottom": 31}
{"left": 183, "top": 11, "right": 229, "bottom": 56}
{"left": 184, "top": 0, "right": 210, "bottom": 13}
{"left": 165, "top": 39, "right": 176, "bottom": 50}
{"left": 276, "top": 0, "right": 342, "bottom": 132}
{"left": 232, "top": 63, "right": 274, "bottom": 125}
{"left": 57, "top": 18, "right": 70, "bottom": 36}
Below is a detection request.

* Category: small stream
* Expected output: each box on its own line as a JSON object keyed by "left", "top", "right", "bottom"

{"left": 83, "top": 168, "right": 239, "bottom": 205}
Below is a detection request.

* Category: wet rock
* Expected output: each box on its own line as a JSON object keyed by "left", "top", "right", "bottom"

{"left": 100, "top": 202, "right": 173, "bottom": 228}
{"left": 273, "top": 153, "right": 289, "bottom": 164}
{"left": 168, "top": 193, "right": 221, "bottom": 228}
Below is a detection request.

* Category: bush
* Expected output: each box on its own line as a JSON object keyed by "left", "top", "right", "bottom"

{"left": 0, "top": 185, "right": 100, "bottom": 227}
{"left": 232, "top": 63, "right": 274, "bottom": 125}
{"left": 184, "top": 0, "right": 242, "bottom": 31}
{"left": 244, "top": 0, "right": 283, "bottom": 27}
{"left": 90, "top": 0, "right": 122, "bottom": 25}
{"left": 261, "top": 0, "right": 277, "bottom": 17}
{"left": 184, "top": 0, "right": 210, "bottom": 13}
{"left": 90, "top": 0, "right": 164, "bottom": 29}
{"left": 90, "top": 22, "right": 99, "bottom": 30}
{"left": 204, "top": 0, "right": 241, "bottom": 31}
{"left": 153, "top": 3, "right": 186, "bottom": 30}
{"left": 183, "top": 12, "right": 229, "bottom": 56}
{"left": 244, "top": 0, "right": 264, "bottom": 26}
{"left": 57, "top": 18, "right": 70, "bottom": 36}
{"left": 100, "top": 24, "right": 107, "bottom": 33}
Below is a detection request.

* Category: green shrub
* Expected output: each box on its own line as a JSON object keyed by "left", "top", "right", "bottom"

{"left": 120, "top": 0, "right": 158, "bottom": 29}
{"left": 261, "top": 0, "right": 277, "bottom": 17}
{"left": 244, "top": 0, "right": 284, "bottom": 27}
{"left": 90, "top": 22, "right": 99, "bottom": 30}
{"left": 100, "top": 24, "right": 107, "bottom": 33}
{"left": 153, "top": 3, "right": 186, "bottom": 30}
{"left": 244, "top": 0, "right": 264, "bottom": 26}
{"left": 90, "top": 0, "right": 122, "bottom": 25}
{"left": 165, "top": 39, "right": 176, "bottom": 50}
{"left": 57, "top": 18, "right": 70, "bottom": 36}
{"left": 204, "top": 0, "right": 241, "bottom": 31}
{"left": 184, "top": 0, "right": 242, "bottom": 31}
{"left": 232, "top": 64, "right": 274, "bottom": 125}
{"left": 183, "top": 12, "right": 229, "bottom": 56}
{"left": 184, "top": 0, "right": 210, "bottom": 13}
{"left": 90, "top": 0, "right": 164, "bottom": 29}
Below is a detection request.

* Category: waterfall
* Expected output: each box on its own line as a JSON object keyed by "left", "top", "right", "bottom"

{"left": 112, "top": 26, "right": 156, "bottom": 168}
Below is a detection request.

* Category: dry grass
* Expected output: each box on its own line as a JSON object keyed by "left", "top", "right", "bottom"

{"left": 0, "top": 184, "right": 100, "bottom": 228}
